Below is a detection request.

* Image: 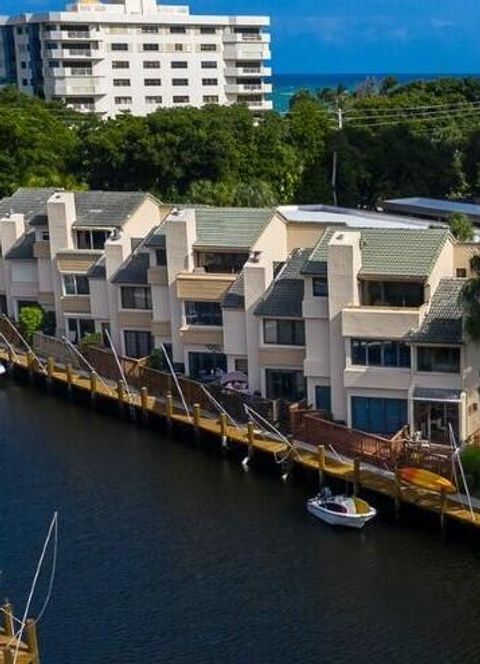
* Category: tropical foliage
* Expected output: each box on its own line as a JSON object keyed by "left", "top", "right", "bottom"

{"left": 3, "top": 77, "right": 480, "bottom": 207}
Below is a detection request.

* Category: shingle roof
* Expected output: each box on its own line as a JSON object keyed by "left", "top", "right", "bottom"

{"left": 0, "top": 188, "right": 150, "bottom": 229}
{"left": 407, "top": 278, "right": 464, "bottom": 345}
{"left": 111, "top": 251, "right": 150, "bottom": 285}
{"left": 222, "top": 272, "right": 245, "bottom": 309}
{"left": 144, "top": 228, "right": 166, "bottom": 248}
{"left": 0, "top": 187, "right": 56, "bottom": 226}
{"left": 4, "top": 230, "right": 36, "bottom": 260}
{"left": 72, "top": 191, "right": 147, "bottom": 228}
{"left": 194, "top": 208, "right": 273, "bottom": 249}
{"left": 87, "top": 255, "right": 106, "bottom": 280}
{"left": 254, "top": 249, "right": 309, "bottom": 318}
{"left": 303, "top": 228, "right": 450, "bottom": 278}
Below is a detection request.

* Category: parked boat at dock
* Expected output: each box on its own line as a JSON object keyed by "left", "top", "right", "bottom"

{"left": 307, "top": 488, "right": 377, "bottom": 529}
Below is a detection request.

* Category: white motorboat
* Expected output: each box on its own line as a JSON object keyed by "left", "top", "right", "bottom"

{"left": 307, "top": 488, "right": 377, "bottom": 529}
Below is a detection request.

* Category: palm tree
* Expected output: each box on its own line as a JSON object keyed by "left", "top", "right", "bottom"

{"left": 461, "top": 254, "right": 480, "bottom": 341}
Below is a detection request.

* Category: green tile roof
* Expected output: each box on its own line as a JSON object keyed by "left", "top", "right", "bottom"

{"left": 304, "top": 228, "right": 450, "bottom": 278}
{"left": 194, "top": 208, "right": 274, "bottom": 249}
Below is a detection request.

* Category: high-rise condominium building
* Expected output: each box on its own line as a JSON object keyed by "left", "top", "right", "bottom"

{"left": 0, "top": 0, "right": 272, "bottom": 117}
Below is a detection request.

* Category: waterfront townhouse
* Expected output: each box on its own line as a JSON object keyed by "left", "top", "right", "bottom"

{"left": 252, "top": 226, "right": 480, "bottom": 444}
{"left": 0, "top": 187, "right": 165, "bottom": 341}
{"left": 0, "top": 0, "right": 271, "bottom": 117}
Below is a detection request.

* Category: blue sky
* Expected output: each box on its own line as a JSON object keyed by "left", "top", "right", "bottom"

{"left": 3, "top": 0, "right": 480, "bottom": 74}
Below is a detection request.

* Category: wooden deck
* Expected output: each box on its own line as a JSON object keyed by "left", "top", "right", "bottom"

{"left": 2, "top": 346, "right": 480, "bottom": 531}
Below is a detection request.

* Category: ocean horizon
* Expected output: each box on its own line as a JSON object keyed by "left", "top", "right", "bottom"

{"left": 272, "top": 72, "right": 480, "bottom": 113}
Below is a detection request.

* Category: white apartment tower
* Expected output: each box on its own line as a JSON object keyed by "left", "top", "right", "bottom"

{"left": 1, "top": 0, "right": 272, "bottom": 116}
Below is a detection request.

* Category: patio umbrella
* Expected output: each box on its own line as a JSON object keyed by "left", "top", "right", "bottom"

{"left": 219, "top": 371, "right": 248, "bottom": 386}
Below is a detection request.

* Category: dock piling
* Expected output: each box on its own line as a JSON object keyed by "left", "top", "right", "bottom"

{"left": 66, "top": 363, "right": 73, "bottom": 393}
{"left": 242, "top": 420, "right": 255, "bottom": 470}
{"left": 89, "top": 371, "right": 98, "bottom": 403}
{"left": 117, "top": 380, "right": 126, "bottom": 410}
{"left": 26, "top": 350, "right": 35, "bottom": 381}
{"left": 219, "top": 412, "right": 228, "bottom": 451}
{"left": 166, "top": 392, "right": 173, "bottom": 434}
{"left": 193, "top": 403, "right": 201, "bottom": 443}
{"left": 46, "top": 356, "right": 54, "bottom": 387}
{"left": 140, "top": 387, "right": 148, "bottom": 421}
{"left": 440, "top": 489, "right": 447, "bottom": 532}
{"left": 25, "top": 619, "right": 40, "bottom": 664}
{"left": 2, "top": 601, "right": 14, "bottom": 637}
{"left": 394, "top": 468, "right": 402, "bottom": 518}
{"left": 2, "top": 647, "right": 14, "bottom": 664}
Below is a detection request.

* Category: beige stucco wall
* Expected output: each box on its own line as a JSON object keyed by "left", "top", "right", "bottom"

{"left": 90, "top": 279, "right": 109, "bottom": 320}
{"left": 258, "top": 347, "right": 305, "bottom": 367}
{"left": 176, "top": 273, "right": 236, "bottom": 301}
{"left": 61, "top": 295, "right": 91, "bottom": 314}
{"left": 179, "top": 327, "right": 223, "bottom": 346}
{"left": 286, "top": 223, "right": 326, "bottom": 253}
{"left": 117, "top": 310, "right": 153, "bottom": 329}
{"left": 454, "top": 243, "right": 480, "bottom": 277}
{"left": 342, "top": 306, "right": 422, "bottom": 339}
{"left": 425, "top": 238, "right": 454, "bottom": 303}
{"left": 223, "top": 309, "right": 247, "bottom": 357}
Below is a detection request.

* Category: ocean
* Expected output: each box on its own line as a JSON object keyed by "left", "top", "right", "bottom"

{"left": 272, "top": 72, "right": 480, "bottom": 113}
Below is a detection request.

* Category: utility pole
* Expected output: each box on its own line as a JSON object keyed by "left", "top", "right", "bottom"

{"left": 331, "top": 105, "right": 343, "bottom": 206}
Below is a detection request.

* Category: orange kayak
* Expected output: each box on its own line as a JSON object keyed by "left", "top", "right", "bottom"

{"left": 398, "top": 467, "right": 457, "bottom": 494}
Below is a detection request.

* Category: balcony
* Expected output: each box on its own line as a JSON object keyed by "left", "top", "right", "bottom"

{"left": 224, "top": 66, "right": 272, "bottom": 77}
{"left": 44, "top": 46, "right": 103, "bottom": 59}
{"left": 224, "top": 45, "right": 271, "bottom": 61}
{"left": 179, "top": 326, "right": 223, "bottom": 346}
{"left": 223, "top": 33, "right": 271, "bottom": 44}
{"left": 176, "top": 273, "right": 236, "bottom": 301}
{"left": 61, "top": 295, "right": 91, "bottom": 314}
{"left": 44, "top": 77, "right": 106, "bottom": 97}
{"left": 33, "top": 241, "right": 51, "bottom": 259}
{"left": 225, "top": 82, "right": 272, "bottom": 94}
{"left": 342, "top": 306, "right": 423, "bottom": 339}
{"left": 43, "top": 29, "right": 98, "bottom": 40}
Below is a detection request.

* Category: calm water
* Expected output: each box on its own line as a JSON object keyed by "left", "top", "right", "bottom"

{"left": 272, "top": 73, "right": 480, "bottom": 113}
{"left": 1, "top": 382, "right": 480, "bottom": 663}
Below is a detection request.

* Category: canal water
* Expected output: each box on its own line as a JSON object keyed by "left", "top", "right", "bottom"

{"left": 1, "top": 382, "right": 480, "bottom": 663}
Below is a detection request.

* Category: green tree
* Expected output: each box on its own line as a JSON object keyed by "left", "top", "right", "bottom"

{"left": 449, "top": 212, "right": 474, "bottom": 241}
{"left": 18, "top": 306, "right": 44, "bottom": 344}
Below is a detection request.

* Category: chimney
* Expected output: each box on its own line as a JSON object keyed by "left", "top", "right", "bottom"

{"left": 0, "top": 213, "right": 25, "bottom": 256}
{"left": 104, "top": 232, "right": 129, "bottom": 280}
{"left": 47, "top": 191, "right": 76, "bottom": 254}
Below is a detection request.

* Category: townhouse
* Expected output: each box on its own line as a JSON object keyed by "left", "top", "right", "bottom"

{"left": 1, "top": 187, "right": 480, "bottom": 443}
{"left": 0, "top": 0, "right": 271, "bottom": 117}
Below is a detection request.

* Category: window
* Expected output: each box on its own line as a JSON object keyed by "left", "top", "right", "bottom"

{"left": 312, "top": 276, "right": 328, "bottom": 297}
{"left": 143, "top": 60, "right": 160, "bottom": 68}
{"left": 63, "top": 274, "right": 90, "bottom": 296}
{"left": 144, "top": 78, "right": 161, "bottom": 86}
{"left": 111, "top": 43, "right": 129, "bottom": 51}
{"left": 173, "top": 95, "right": 189, "bottom": 103}
{"left": 203, "top": 95, "right": 219, "bottom": 104}
{"left": 170, "top": 26, "right": 186, "bottom": 34}
{"left": 121, "top": 286, "right": 152, "bottom": 310}
{"left": 234, "top": 358, "right": 248, "bottom": 375}
{"left": 265, "top": 369, "right": 305, "bottom": 402}
{"left": 76, "top": 229, "right": 110, "bottom": 250}
{"left": 48, "top": 60, "right": 59, "bottom": 68}
{"left": 456, "top": 268, "right": 467, "bottom": 278}
{"left": 115, "top": 96, "right": 132, "bottom": 105}
{"left": 146, "top": 95, "right": 163, "bottom": 104}
{"left": 0, "top": 294, "right": 8, "bottom": 315}
{"left": 46, "top": 42, "right": 58, "bottom": 50}
{"left": 172, "top": 78, "right": 188, "bottom": 86}
{"left": 141, "top": 26, "right": 159, "bottom": 33}
{"left": 315, "top": 386, "right": 331, "bottom": 413}
{"left": 124, "top": 330, "right": 153, "bottom": 358}
{"left": 156, "top": 248, "right": 167, "bottom": 265}
{"left": 417, "top": 346, "right": 460, "bottom": 373}
{"left": 171, "top": 61, "right": 187, "bottom": 68}
{"left": 361, "top": 280, "right": 424, "bottom": 307}
{"left": 202, "top": 78, "right": 217, "bottom": 85}
{"left": 200, "top": 26, "right": 216, "bottom": 34}
{"left": 22, "top": 79, "right": 28, "bottom": 86}
{"left": 21, "top": 61, "right": 27, "bottom": 69}
{"left": 185, "top": 301, "right": 222, "bottom": 326}
{"left": 195, "top": 251, "right": 248, "bottom": 274}
{"left": 200, "top": 44, "right": 217, "bottom": 51}
{"left": 113, "top": 78, "right": 130, "bottom": 86}
{"left": 67, "top": 318, "right": 95, "bottom": 345}
{"left": 41, "top": 231, "right": 50, "bottom": 241}
{"left": 263, "top": 319, "right": 305, "bottom": 346}
{"left": 112, "top": 61, "right": 129, "bottom": 68}
{"left": 351, "top": 396, "right": 407, "bottom": 436}
{"left": 174, "top": 43, "right": 184, "bottom": 52}
{"left": 143, "top": 43, "right": 159, "bottom": 51}
{"left": 351, "top": 339, "right": 411, "bottom": 368}
{"left": 188, "top": 351, "right": 227, "bottom": 381}
{"left": 201, "top": 61, "right": 217, "bottom": 69}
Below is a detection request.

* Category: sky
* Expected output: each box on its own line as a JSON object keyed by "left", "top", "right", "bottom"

{"left": 2, "top": 0, "right": 480, "bottom": 74}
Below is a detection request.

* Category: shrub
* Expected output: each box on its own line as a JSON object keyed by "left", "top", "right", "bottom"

{"left": 460, "top": 446, "right": 480, "bottom": 489}
{"left": 18, "top": 306, "right": 44, "bottom": 343}
{"left": 79, "top": 332, "right": 102, "bottom": 348}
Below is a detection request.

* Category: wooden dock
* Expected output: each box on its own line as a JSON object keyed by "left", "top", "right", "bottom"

{"left": 0, "top": 603, "right": 40, "bottom": 664}
{"left": 2, "top": 346, "right": 480, "bottom": 531}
